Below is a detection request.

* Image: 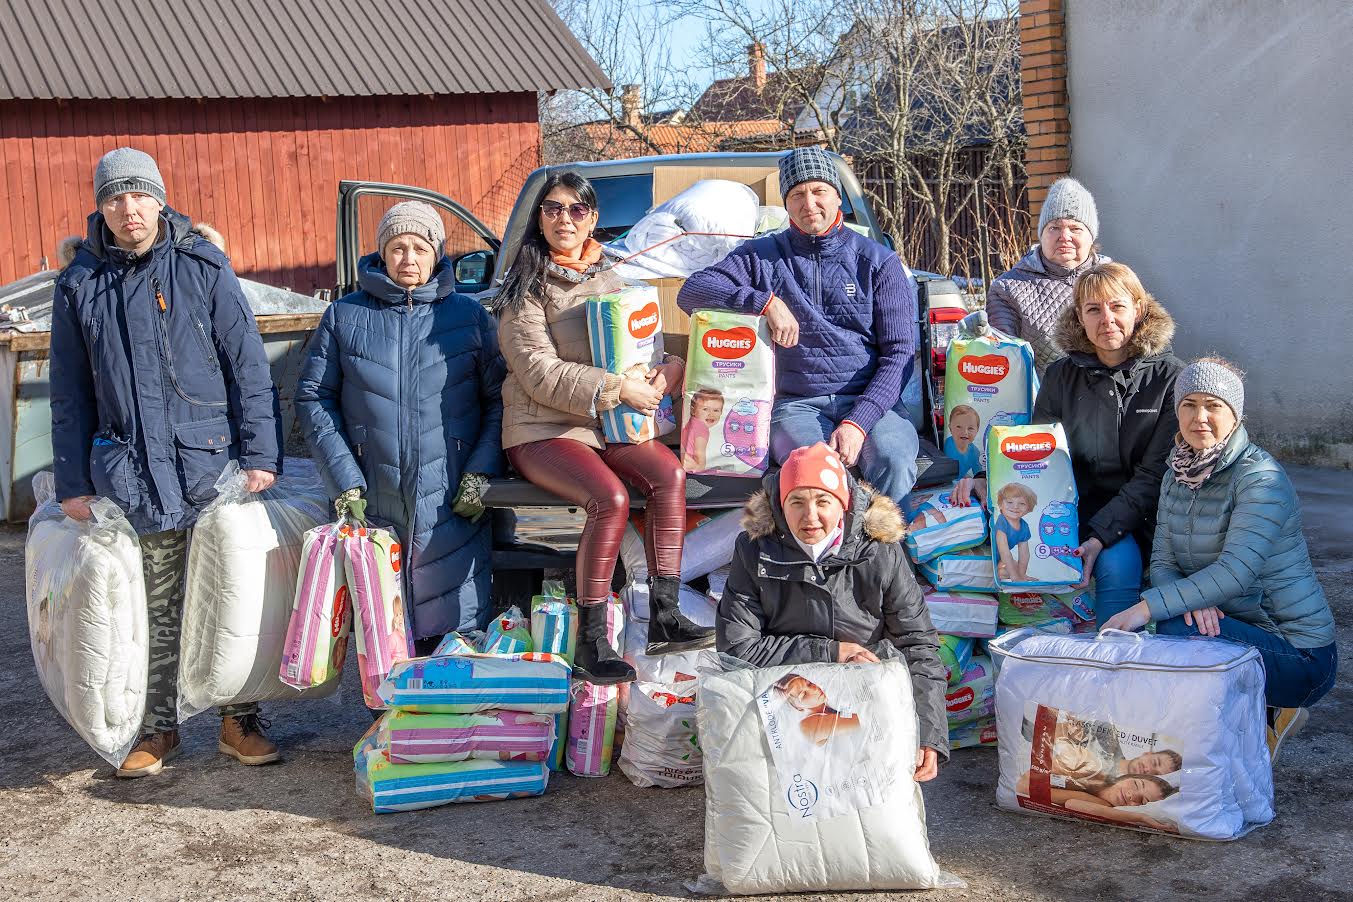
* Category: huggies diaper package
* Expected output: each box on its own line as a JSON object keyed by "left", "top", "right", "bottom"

{"left": 998, "top": 592, "right": 1071, "bottom": 626}
{"left": 587, "top": 284, "right": 677, "bottom": 444}
{"left": 378, "top": 653, "right": 571, "bottom": 714}
{"left": 986, "top": 424, "right": 1082, "bottom": 592}
{"left": 280, "top": 523, "right": 352, "bottom": 690}
{"left": 531, "top": 595, "right": 579, "bottom": 665}
{"left": 344, "top": 523, "right": 413, "bottom": 709}
{"left": 924, "top": 591, "right": 998, "bottom": 639}
{"left": 682, "top": 310, "right": 775, "bottom": 477}
{"left": 990, "top": 629, "right": 1273, "bottom": 840}
{"left": 943, "top": 328, "right": 1036, "bottom": 475}
{"left": 919, "top": 546, "right": 996, "bottom": 593}
{"left": 480, "top": 606, "right": 532, "bottom": 656}
{"left": 903, "top": 483, "right": 987, "bottom": 563}
{"left": 380, "top": 709, "right": 555, "bottom": 764}
{"left": 945, "top": 656, "right": 995, "bottom": 727}
{"left": 950, "top": 717, "right": 999, "bottom": 751}
{"left": 938, "top": 635, "right": 975, "bottom": 686}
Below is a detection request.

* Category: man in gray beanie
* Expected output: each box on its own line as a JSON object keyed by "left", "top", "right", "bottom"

{"left": 50, "top": 147, "right": 283, "bottom": 777}
{"left": 986, "top": 176, "right": 1109, "bottom": 372}
{"left": 679, "top": 146, "right": 923, "bottom": 503}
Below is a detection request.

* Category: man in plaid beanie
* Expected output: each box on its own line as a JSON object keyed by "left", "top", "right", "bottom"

{"left": 678, "top": 146, "right": 920, "bottom": 502}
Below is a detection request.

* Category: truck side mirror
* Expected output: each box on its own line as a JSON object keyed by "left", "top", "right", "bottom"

{"left": 453, "top": 250, "right": 495, "bottom": 291}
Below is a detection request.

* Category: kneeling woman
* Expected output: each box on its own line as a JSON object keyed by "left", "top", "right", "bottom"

{"left": 495, "top": 171, "right": 712, "bottom": 685}
{"left": 717, "top": 443, "right": 948, "bottom": 781}
{"left": 1104, "top": 358, "right": 1338, "bottom": 759}
{"left": 298, "top": 202, "right": 505, "bottom": 656}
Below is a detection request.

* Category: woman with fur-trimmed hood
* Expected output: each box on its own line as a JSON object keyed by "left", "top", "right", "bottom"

{"left": 717, "top": 443, "right": 949, "bottom": 777}
{"left": 1035, "top": 261, "right": 1183, "bottom": 623}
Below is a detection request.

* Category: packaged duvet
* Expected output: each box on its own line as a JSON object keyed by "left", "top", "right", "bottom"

{"left": 587, "top": 284, "right": 677, "bottom": 444}
{"left": 682, "top": 310, "right": 774, "bottom": 477}
{"left": 919, "top": 546, "right": 996, "bottom": 593}
{"left": 377, "top": 653, "right": 571, "bottom": 714}
{"left": 987, "top": 423, "right": 1082, "bottom": 592}
{"left": 379, "top": 709, "right": 555, "bottom": 764}
{"left": 990, "top": 629, "right": 1273, "bottom": 840}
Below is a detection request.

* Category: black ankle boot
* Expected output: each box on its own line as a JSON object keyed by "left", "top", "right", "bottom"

{"left": 645, "top": 575, "right": 715, "bottom": 655}
{"left": 573, "top": 600, "right": 636, "bottom": 685}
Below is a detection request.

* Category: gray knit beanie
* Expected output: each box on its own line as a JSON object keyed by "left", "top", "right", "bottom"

{"left": 1175, "top": 359, "right": 1245, "bottom": 419}
{"left": 377, "top": 201, "right": 446, "bottom": 254}
{"left": 778, "top": 146, "right": 844, "bottom": 200}
{"left": 1038, "top": 177, "right": 1098, "bottom": 239}
{"left": 94, "top": 147, "right": 166, "bottom": 208}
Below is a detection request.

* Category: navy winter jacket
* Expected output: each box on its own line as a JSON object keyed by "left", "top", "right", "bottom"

{"left": 51, "top": 209, "right": 281, "bottom": 534}
{"left": 677, "top": 219, "right": 915, "bottom": 433}
{"left": 296, "top": 254, "right": 506, "bottom": 638}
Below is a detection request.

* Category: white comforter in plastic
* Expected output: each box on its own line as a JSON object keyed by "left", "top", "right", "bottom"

{"left": 607, "top": 180, "right": 760, "bottom": 280}
{"left": 698, "top": 659, "right": 946, "bottom": 894}
{"left": 26, "top": 473, "right": 147, "bottom": 766}
{"left": 990, "top": 629, "right": 1273, "bottom": 840}
{"left": 178, "top": 463, "right": 335, "bottom": 718}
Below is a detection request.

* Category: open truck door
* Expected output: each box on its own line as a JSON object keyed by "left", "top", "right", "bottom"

{"left": 335, "top": 181, "right": 501, "bottom": 299}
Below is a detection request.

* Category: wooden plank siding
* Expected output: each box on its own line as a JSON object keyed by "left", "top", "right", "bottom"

{"left": 0, "top": 93, "right": 541, "bottom": 292}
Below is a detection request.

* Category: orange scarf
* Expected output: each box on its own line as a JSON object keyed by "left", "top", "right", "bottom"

{"left": 549, "top": 237, "right": 604, "bottom": 272}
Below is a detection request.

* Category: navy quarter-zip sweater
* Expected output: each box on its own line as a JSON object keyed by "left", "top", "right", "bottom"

{"left": 676, "top": 217, "right": 915, "bottom": 434}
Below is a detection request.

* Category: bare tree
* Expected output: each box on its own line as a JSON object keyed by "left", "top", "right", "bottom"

{"left": 694, "top": 0, "right": 1026, "bottom": 280}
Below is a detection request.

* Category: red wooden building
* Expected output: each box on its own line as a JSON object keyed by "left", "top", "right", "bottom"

{"left": 0, "top": 0, "right": 609, "bottom": 292}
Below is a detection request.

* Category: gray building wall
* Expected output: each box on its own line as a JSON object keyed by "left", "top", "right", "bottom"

{"left": 1064, "top": 0, "right": 1353, "bottom": 465}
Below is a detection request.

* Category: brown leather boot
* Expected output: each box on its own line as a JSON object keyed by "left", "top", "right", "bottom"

{"left": 116, "top": 731, "right": 181, "bottom": 778}
{"left": 219, "top": 713, "right": 281, "bottom": 765}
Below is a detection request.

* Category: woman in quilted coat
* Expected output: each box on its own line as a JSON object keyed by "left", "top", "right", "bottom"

{"left": 985, "top": 177, "right": 1109, "bottom": 372}
{"left": 297, "top": 201, "right": 505, "bottom": 654}
{"left": 495, "top": 170, "right": 713, "bottom": 685}
{"left": 1103, "top": 358, "right": 1337, "bottom": 762}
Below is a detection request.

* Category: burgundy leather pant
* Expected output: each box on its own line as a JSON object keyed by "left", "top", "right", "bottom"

{"left": 507, "top": 438, "right": 686, "bottom": 604}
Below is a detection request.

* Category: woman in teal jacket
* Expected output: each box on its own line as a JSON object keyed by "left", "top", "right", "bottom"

{"left": 1104, "top": 358, "right": 1337, "bottom": 760}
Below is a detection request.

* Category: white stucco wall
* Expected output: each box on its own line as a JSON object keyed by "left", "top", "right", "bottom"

{"left": 1064, "top": 0, "right": 1353, "bottom": 463}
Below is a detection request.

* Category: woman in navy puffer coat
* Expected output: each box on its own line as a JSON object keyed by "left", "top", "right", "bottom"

{"left": 297, "top": 203, "right": 505, "bottom": 650}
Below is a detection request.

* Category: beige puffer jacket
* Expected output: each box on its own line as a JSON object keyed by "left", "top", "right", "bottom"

{"left": 498, "top": 265, "right": 629, "bottom": 450}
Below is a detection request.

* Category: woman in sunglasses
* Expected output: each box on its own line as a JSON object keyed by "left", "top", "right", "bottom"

{"left": 495, "top": 171, "right": 714, "bottom": 685}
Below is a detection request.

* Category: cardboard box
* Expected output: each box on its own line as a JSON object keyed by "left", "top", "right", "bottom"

{"left": 651, "top": 165, "right": 780, "bottom": 206}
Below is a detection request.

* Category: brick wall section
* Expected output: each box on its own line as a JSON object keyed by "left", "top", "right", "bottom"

{"left": 1020, "top": 0, "right": 1070, "bottom": 217}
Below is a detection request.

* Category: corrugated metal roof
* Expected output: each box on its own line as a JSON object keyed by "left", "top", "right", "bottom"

{"left": 0, "top": 0, "right": 610, "bottom": 100}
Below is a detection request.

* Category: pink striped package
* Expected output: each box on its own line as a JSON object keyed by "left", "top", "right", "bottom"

{"left": 279, "top": 523, "right": 351, "bottom": 689}
{"left": 565, "top": 597, "right": 624, "bottom": 777}
{"left": 379, "top": 709, "right": 555, "bottom": 764}
{"left": 343, "top": 524, "right": 413, "bottom": 708}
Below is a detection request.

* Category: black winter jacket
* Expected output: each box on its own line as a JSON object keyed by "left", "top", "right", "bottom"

{"left": 1035, "top": 296, "right": 1182, "bottom": 550}
{"left": 717, "top": 472, "right": 949, "bottom": 758}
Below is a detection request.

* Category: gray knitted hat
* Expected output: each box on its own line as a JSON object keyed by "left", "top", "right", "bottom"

{"left": 377, "top": 201, "right": 446, "bottom": 254}
{"left": 778, "top": 147, "right": 843, "bottom": 200}
{"left": 1038, "top": 177, "right": 1098, "bottom": 239}
{"left": 1175, "top": 359, "right": 1245, "bottom": 419}
{"left": 94, "top": 147, "right": 166, "bottom": 207}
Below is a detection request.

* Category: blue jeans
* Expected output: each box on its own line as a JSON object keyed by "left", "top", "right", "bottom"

{"left": 1156, "top": 614, "right": 1339, "bottom": 709}
{"left": 770, "top": 393, "right": 920, "bottom": 502}
{"left": 1090, "top": 535, "right": 1142, "bottom": 625}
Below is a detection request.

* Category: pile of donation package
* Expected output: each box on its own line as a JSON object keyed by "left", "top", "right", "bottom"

{"left": 23, "top": 178, "right": 1276, "bottom": 894}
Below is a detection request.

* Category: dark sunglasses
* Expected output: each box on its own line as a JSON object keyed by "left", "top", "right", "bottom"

{"left": 540, "top": 200, "right": 593, "bottom": 221}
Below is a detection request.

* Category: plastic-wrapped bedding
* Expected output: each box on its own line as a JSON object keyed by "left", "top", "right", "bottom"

{"left": 606, "top": 180, "right": 760, "bottom": 280}
{"left": 990, "top": 629, "right": 1273, "bottom": 840}
{"left": 620, "top": 581, "right": 716, "bottom": 626}
{"left": 919, "top": 545, "right": 997, "bottom": 593}
{"left": 698, "top": 659, "right": 948, "bottom": 894}
{"left": 26, "top": 473, "right": 147, "bottom": 767}
{"left": 925, "top": 591, "right": 998, "bottom": 638}
{"left": 379, "top": 709, "right": 555, "bottom": 764}
{"left": 378, "top": 653, "right": 571, "bottom": 714}
{"left": 179, "top": 464, "right": 333, "bottom": 718}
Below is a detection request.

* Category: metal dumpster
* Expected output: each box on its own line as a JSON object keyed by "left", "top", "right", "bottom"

{"left": 0, "top": 270, "right": 324, "bottom": 522}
